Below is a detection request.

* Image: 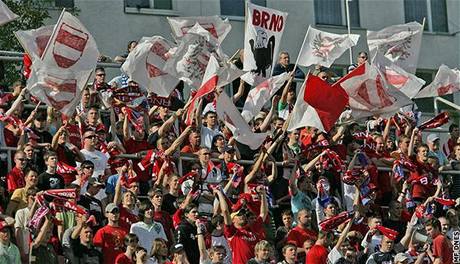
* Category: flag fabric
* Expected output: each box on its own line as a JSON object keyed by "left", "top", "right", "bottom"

{"left": 415, "top": 64, "right": 460, "bottom": 98}
{"left": 367, "top": 22, "right": 423, "bottom": 74}
{"left": 164, "top": 23, "right": 224, "bottom": 88}
{"left": 0, "top": 0, "right": 18, "bottom": 26}
{"left": 373, "top": 52, "right": 425, "bottom": 98}
{"left": 243, "top": 2, "right": 288, "bottom": 85}
{"left": 241, "top": 72, "right": 290, "bottom": 122}
{"left": 296, "top": 26, "right": 360, "bottom": 68}
{"left": 167, "top": 16, "right": 232, "bottom": 43}
{"left": 184, "top": 54, "right": 219, "bottom": 125}
{"left": 332, "top": 62, "right": 413, "bottom": 119}
{"left": 26, "top": 11, "right": 99, "bottom": 116}
{"left": 216, "top": 92, "right": 269, "bottom": 150}
{"left": 418, "top": 111, "right": 449, "bottom": 130}
{"left": 15, "top": 25, "right": 55, "bottom": 61}
{"left": 121, "top": 36, "right": 179, "bottom": 97}
{"left": 288, "top": 74, "right": 349, "bottom": 132}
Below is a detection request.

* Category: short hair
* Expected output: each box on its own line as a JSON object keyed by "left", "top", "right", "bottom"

{"left": 282, "top": 243, "right": 297, "bottom": 254}
{"left": 425, "top": 218, "right": 441, "bottom": 230}
{"left": 449, "top": 124, "right": 459, "bottom": 133}
{"left": 417, "top": 143, "right": 429, "bottom": 153}
{"left": 80, "top": 160, "right": 95, "bottom": 169}
{"left": 127, "top": 40, "right": 138, "bottom": 50}
{"left": 297, "top": 208, "right": 310, "bottom": 219}
{"left": 184, "top": 204, "right": 198, "bottom": 214}
{"left": 254, "top": 240, "right": 272, "bottom": 252}
{"left": 138, "top": 200, "right": 154, "bottom": 221}
{"left": 358, "top": 51, "right": 368, "bottom": 59}
{"left": 209, "top": 245, "right": 226, "bottom": 255}
{"left": 397, "top": 134, "right": 410, "bottom": 144}
{"left": 24, "top": 167, "right": 38, "bottom": 177}
{"left": 148, "top": 188, "right": 163, "bottom": 198}
{"left": 124, "top": 233, "right": 139, "bottom": 245}
{"left": 281, "top": 210, "right": 293, "bottom": 217}
{"left": 26, "top": 187, "right": 38, "bottom": 197}
{"left": 43, "top": 151, "right": 57, "bottom": 162}
{"left": 204, "top": 111, "right": 217, "bottom": 118}
{"left": 95, "top": 66, "right": 105, "bottom": 73}
{"left": 279, "top": 51, "right": 289, "bottom": 58}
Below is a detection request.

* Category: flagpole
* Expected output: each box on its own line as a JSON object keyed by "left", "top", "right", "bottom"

{"left": 345, "top": 0, "right": 353, "bottom": 65}
{"left": 40, "top": 8, "right": 66, "bottom": 61}
{"left": 293, "top": 26, "right": 310, "bottom": 77}
{"left": 285, "top": 70, "right": 310, "bottom": 131}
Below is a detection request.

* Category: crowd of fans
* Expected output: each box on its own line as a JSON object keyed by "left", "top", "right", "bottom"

{"left": 0, "top": 45, "right": 459, "bottom": 264}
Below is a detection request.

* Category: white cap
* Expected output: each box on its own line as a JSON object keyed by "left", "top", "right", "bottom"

{"left": 426, "top": 133, "right": 440, "bottom": 143}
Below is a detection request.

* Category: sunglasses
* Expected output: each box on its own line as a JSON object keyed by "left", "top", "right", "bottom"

{"left": 96, "top": 73, "right": 106, "bottom": 76}
{"left": 125, "top": 238, "right": 138, "bottom": 243}
{"left": 16, "top": 158, "right": 26, "bottom": 161}
{"left": 85, "top": 135, "right": 97, "bottom": 139}
{"left": 83, "top": 166, "right": 94, "bottom": 170}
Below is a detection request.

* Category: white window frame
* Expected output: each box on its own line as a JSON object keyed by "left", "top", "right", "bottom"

{"left": 124, "top": 0, "right": 179, "bottom": 16}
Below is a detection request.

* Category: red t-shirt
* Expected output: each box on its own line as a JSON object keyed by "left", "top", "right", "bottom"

{"left": 306, "top": 244, "right": 328, "bottom": 264}
{"left": 115, "top": 253, "right": 134, "bottom": 264}
{"left": 409, "top": 159, "right": 436, "bottom": 200}
{"left": 4, "top": 128, "right": 18, "bottom": 147}
{"left": 93, "top": 225, "right": 128, "bottom": 264}
{"left": 172, "top": 208, "right": 184, "bottom": 229}
{"left": 119, "top": 207, "right": 139, "bottom": 230}
{"left": 224, "top": 216, "right": 265, "bottom": 264}
{"left": 7, "top": 167, "right": 24, "bottom": 193}
{"left": 181, "top": 144, "right": 200, "bottom": 154}
{"left": 286, "top": 225, "right": 318, "bottom": 248}
{"left": 432, "top": 234, "right": 453, "bottom": 264}
{"left": 66, "top": 124, "right": 82, "bottom": 149}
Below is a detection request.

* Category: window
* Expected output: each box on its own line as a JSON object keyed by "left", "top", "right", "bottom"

{"left": 55, "top": 0, "right": 74, "bottom": 8}
{"left": 404, "top": 0, "right": 448, "bottom": 32}
{"left": 220, "top": 0, "right": 266, "bottom": 17}
{"left": 125, "top": 0, "right": 172, "bottom": 10}
{"left": 314, "top": 0, "right": 360, "bottom": 27}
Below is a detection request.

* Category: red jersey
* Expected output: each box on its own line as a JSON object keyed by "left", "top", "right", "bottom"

{"left": 93, "top": 225, "right": 128, "bottom": 264}
{"left": 432, "top": 234, "right": 453, "bottom": 264}
{"left": 181, "top": 144, "right": 200, "bottom": 154}
{"left": 4, "top": 128, "right": 18, "bottom": 147}
{"left": 306, "top": 244, "right": 328, "bottom": 264}
{"left": 7, "top": 167, "right": 25, "bottom": 193}
{"left": 286, "top": 225, "right": 318, "bottom": 248}
{"left": 115, "top": 253, "right": 134, "bottom": 264}
{"left": 119, "top": 207, "right": 139, "bottom": 230}
{"left": 66, "top": 124, "right": 82, "bottom": 149}
{"left": 408, "top": 159, "right": 436, "bottom": 200}
{"left": 224, "top": 216, "right": 265, "bottom": 264}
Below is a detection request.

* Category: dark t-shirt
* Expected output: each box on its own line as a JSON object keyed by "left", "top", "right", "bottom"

{"left": 162, "top": 193, "right": 179, "bottom": 215}
{"left": 66, "top": 238, "right": 103, "bottom": 264}
{"left": 37, "top": 172, "right": 65, "bottom": 190}
{"left": 77, "top": 194, "right": 105, "bottom": 229}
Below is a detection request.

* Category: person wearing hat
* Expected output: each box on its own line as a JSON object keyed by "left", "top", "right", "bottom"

{"left": 427, "top": 133, "right": 448, "bottom": 166}
{"left": 393, "top": 253, "right": 410, "bottom": 264}
{"left": 425, "top": 218, "right": 453, "bottom": 264}
{"left": 170, "top": 243, "right": 189, "bottom": 264}
{"left": 0, "top": 221, "right": 20, "bottom": 263}
{"left": 93, "top": 203, "right": 128, "bottom": 264}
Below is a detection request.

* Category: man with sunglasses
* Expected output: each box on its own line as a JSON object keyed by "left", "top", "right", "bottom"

{"left": 93, "top": 203, "right": 128, "bottom": 264}
{"left": 6, "top": 151, "right": 27, "bottom": 193}
{"left": 78, "top": 131, "right": 109, "bottom": 179}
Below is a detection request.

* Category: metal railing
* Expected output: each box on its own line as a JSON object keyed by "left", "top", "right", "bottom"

{"left": 434, "top": 96, "right": 460, "bottom": 115}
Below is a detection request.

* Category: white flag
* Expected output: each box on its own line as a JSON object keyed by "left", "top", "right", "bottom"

{"left": 241, "top": 72, "right": 290, "bottom": 122}
{"left": 216, "top": 92, "right": 268, "bottom": 150}
{"left": 243, "top": 2, "right": 288, "bottom": 85}
{"left": 15, "top": 25, "right": 54, "bottom": 61}
{"left": 367, "top": 22, "right": 423, "bottom": 74}
{"left": 26, "top": 11, "right": 99, "bottom": 115}
{"left": 332, "top": 62, "right": 413, "bottom": 119}
{"left": 167, "top": 16, "right": 231, "bottom": 43}
{"left": 122, "top": 36, "right": 179, "bottom": 97}
{"left": 0, "top": 0, "right": 18, "bottom": 26}
{"left": 373, "top": 52, "right": 425, "bottom": 98}
{"left": 296, "top": 26, "right": 360, "bottom": 68}
{"left": 164, "top": 23, "right": 225, "bottom": 88}
{"left": 415, "top": 65, "right": 460, "bottom": 99}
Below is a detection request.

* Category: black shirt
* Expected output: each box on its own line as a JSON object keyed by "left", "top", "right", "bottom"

{"left": 175, "top": 220, "right": 199, "bottom": 264}
{"left": 77, "top": 194, "right": 105, "bottom": 229}
{"left": 37, "top": 172, "right": 65, "bottom": 190}
{"left": 65, "top": 238, "right": 103, "bottom": 264}
{"left": 162, "top": 193, "right": 179, "bottom": 215}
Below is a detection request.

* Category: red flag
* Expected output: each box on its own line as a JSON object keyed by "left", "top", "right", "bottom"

{"left": 288, "top": 74, "right": 349, "bottom": 132}
{"left": 376, "top": 225, "right": 399, "bottom": 240}
{"left": 434, "top": 197, "right": 456, "bottom": 207}
{"left": 319, "top": 211, "right": 353, "bottom": 231}
{"left": 418, "top": 112, "right": 449, "bottom": 131}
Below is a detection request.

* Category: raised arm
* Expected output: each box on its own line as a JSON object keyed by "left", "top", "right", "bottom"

{"left": 4, "top": 89, "right": 26, "bottom": 117}
{"left": 257, "top": 185, "right": 268, "bottom": 220}
{"left": 215, "top": 189, "right": 231, "bottom": 225}
{"left": 408, "top": 127, "right": 419, "bottom": 157}
{"left": 382, "top": 118, "right": 392, "bottom": 143}
{"left": 165, "top": 126, "right": 192, "bottom": 156}
{"left": 196, "top": 220, "right": 209, "bottom": 263}
{"left": 259, "top": 95, "right": 280, "bottom": 133}
{"left": 279, "top": 76, "right": 294, "bottom": 106}
{"left": 122, "top": 110, "right": 131, "bottom": 141}
{"left": 232, "top": 79, "right": 246, "bottom": 103}
{"left": 159, "top": 108, "right": 184, "bottom": 137}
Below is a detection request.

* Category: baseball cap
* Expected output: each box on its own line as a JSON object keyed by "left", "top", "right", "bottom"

{"left": 394, "top": 253, "right": 409, "bottom": 262}
{"left": 171, "top": 243, "right": 184, "bottom": 253}
{"left": 105, "top": 203, "right": 119, "bottom": 213}
{"left": 224, "top": 145, "right": 235, "bottom": 153}
{"left": 426, "top": 133, "right": 439, "bottom": 143}
{"left": 230, "top": 208, "right": 248, "bottom": 219}
{"left": 88, "top": 177, "right": 105, "bottom": 187}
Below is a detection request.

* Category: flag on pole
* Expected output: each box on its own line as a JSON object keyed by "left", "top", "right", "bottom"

{"left": 121, "top": 36, "right": 179, "bottom": 97}
{"left": 414, "top": 65, "right": 460, "bottom": 98}
{"left": 243, "top": 2, "right": 288, "bottom": 85}
{"left": 373, "top": 53, "right": 425, "bottom": 98}
{"left": 296, "top": 26, "right": 360, "bottom": 68}
{"left": 0, "top": 0, "right": 18, "bottom": 26}
{"left": 216, "top": 92, "right": 269, "bottom": 150}
{"left": 184, "top": 54, "right": 220, "bottom": 125}
{"left": 167, "top": 16, "right": 232, "bottom": 43}
{"left": 15, "top": 25, "right": 55, "bottom": 61}
{"left": 332, "top": 63, "right": 413, "bottom": 119}
{"left": 26, "top": 11, "right": 99, "bottom": 116}
{"left": 288, "top": 74, "right": 349, "bottom": 132}
{"left": 367, "top": 21, "right": 423, "bottom": 74}
{"left": 241, "top": 72, "right": 290, "bottom": 122}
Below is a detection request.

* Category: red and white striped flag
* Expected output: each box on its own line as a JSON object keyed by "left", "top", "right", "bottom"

{"left": 415, "top": 64, "right": 460, "bottom": 98}
{"left": 15, "top": 25, "right": 54, "bottom": 61}
{"left": 241, "top": 72, "right": 290, "bottom": 122}
{"left": 0, "top": 0, "right": 18, "bottom": 26}
{"left": 184, "top": 54, "right": 219, "bottom": 125}
{"left": 167, "top": 16, "right": 232, "bottom": 43}
{"left": 122, "top": 36, "right": 179, "bottom": 97}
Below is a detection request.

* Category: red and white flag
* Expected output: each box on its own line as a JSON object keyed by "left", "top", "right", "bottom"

{"left": 296, "top": 26, "right": 360, "bottom": 68}
{"left": 288, "top": 74, "right": 348, "bottom": 132}
{"left": 367, "top": 22, "right": 423, "bottom": 74}
{"left": 0, "top": 0, "right": 18, "bottom": 26}
{"left": 164, "top": 23, "right": 224, "bottom": 88}
{"left": 15, "top": 25, "right": 54, "bottom": 61}
{"left": 415, "top": 64, "right": 460, "bottom": 98}
{"left": 122, "top": 36, "right": 179, "bottom": 97}
{"left": 184, "top": 54, "right": 219, "bottom": 125}
{"left": 167, "top": 15, "right": 232, "bottom": 43}
{"left": 373, "top": 53, "right": 425, "bottom": 98}
{"left": 216, "top": 92, "right": 268, "bottom": 150}
{"left": 243, "top": 2, "right": 288, "bottom": 85}
{"left": 332, "top": 63, "right": 413, "bottom": 119}
{"left": 241, "top": 72, "right": 290, "bottom": 122}
{"left": 26, "top": 11, "right": 99, "bottom": 116}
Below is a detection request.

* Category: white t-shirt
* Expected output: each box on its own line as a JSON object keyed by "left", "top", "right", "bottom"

{"left": 201, "top": 125, "right": 221, "bottom": 149}
{"left": 77, "top": 149, "right": 109, "bottom": 177}
{"left": 130, "top": 221, "right": 168, "bottom": 255}
{"left": 14, "top": 207, "right": 30, "bottom": 255}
